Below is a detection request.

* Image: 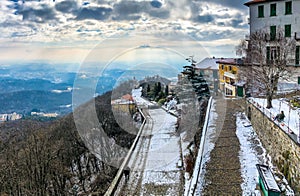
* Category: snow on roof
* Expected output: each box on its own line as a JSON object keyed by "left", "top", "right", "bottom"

{"left": 195, "top": 57, "right": 219, "bottom": 70}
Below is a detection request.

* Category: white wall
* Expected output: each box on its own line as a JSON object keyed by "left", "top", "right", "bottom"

{"left": 249, "top": 0, "right": 300, "bottom": 35}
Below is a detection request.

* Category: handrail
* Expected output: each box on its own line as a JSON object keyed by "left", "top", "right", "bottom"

{"left": 103, "top": 107, "right": 147, "bottom": 196}
{"left": 247, "top": 98, "right": 300, "bottom": 145}
{"left": 186, "top": 96, "right": 213, "bottom": 196}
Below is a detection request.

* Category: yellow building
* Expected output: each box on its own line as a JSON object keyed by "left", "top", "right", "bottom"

{"left": 218, "top": 58, "right": 244, "bottom": 97}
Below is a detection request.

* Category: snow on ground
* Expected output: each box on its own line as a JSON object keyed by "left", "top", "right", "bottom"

{"left": 142, "top": 109, "right": 179, "bottom": 172}
{"left": 250, "top": 98, "right": 300, "bottom": 142}
{"left": 237, "top": 113, "right": 294, "bottom": 196}
{"left": 139, "top": 108, "right": 182, "bottom": 195}
{"left": 132, "top": 87, "right": 156, "bottom": 107}
{"left": 192, "top": 99, "right": 219, "bottom": 195}
{"left": 237, "top": 113, "right": 266, "bottom": 196}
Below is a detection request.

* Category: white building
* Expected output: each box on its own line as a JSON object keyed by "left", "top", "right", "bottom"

{"left": 245, "top": 0, "right": 300, "bottom": 66}
{"left": 195, "top": 57, "right": 220, "bottom": 93}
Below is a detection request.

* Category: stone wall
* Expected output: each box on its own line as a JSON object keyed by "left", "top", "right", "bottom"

{"left": 246, "top": 101, "right": 300, "bottom": 193}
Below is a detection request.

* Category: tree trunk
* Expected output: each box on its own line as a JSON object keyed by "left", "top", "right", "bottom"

{"left": 266, "top": 94, "right": 273, "bottom": 108}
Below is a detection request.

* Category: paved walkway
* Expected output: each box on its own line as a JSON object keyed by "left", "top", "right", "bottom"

{"left": 118, "top": 107, "right": 184, "bottom": 196}
{"left": 200, "top": 95, "right": 245, "bottom": 195}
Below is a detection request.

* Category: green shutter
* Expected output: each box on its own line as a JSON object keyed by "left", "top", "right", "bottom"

{"left": 267, "top": 46, "right": 270, "bottom": 62}
{"left": 270, "top": 26, "right": 276, "bottom": 41}
{"left": 285, "top": 25, "right": 291, "bottom": 37}
{"left": 296, "top": 46, "right": 300, "bottom": 65}
{"left": 270, "top": 4, "right": 276, "bottom": 16}
{"left": 258, "top": 5, "right": 264, "bottom": 17}
{"left": 285, "top": 1, "right": 292, "bottom": 15}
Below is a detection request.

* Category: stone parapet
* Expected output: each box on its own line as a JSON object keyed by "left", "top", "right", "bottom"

{"left": 246, "top": 101, "right": 300, "bottom": 193}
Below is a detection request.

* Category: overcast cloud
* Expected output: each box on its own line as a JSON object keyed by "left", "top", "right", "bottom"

{"left": 0, "top": 0, "right": 249, "bottom": 62}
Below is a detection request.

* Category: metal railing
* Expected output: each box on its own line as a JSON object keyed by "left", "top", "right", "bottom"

{"left": 103, "top": 107, "right": 147, "bottom": 196}
{"left": 247, "top": 98, "right": 300, "bottom": 145}
{"left": 186, "top": 96, "right": 213, "bottom": 196}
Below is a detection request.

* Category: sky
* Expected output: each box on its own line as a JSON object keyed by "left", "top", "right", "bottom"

{"left": 0, "top": 0, "right": 250, "bottom": 65}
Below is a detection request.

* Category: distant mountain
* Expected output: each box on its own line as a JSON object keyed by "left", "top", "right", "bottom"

{"left": 0, "top": 90, "right": 72, "bottom": 114}
{"left": 0, "top": 78, "right": 71, "bottom": 93}
{"left": 0, "top": 63, "right": 179, "bottom": 116}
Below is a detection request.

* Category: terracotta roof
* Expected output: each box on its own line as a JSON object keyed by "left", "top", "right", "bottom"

{"left": 216, "top": 58, "right": 243, "bottom": 65}
{"left": 122, "top": 94, "right": 134, "bottom": 101}
{"left": 244, "top": 0, "right": 268, "bottom": 6}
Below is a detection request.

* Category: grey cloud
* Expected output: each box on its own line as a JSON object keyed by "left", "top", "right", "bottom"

{"left": 76, "top": 7, "right": 112, "bottom": 20}
{"left": 150, "top": 0, "right": 162, "bottom": 8}
{"left": 189, "top": 29, "right": 244, "bottom": 41}
{"left": 194, "top": 14, "right": 214, "bottom": 23}
{"left": 113, "top": 1, "right": 143, "bottom": 15}
{"left": 19, "top": 5, "right": 57, "bottom": 23}
{"left": 230, "top": 19, "right": 245, "bottom": 28}
{"left": 55, "top": 0, "right": 78, "bottom": 13}
{"left": 197, "top": 0, "right": 249, "bottom": 10}
{"left": 112, "top": 1, "right": 170, "bottom": 21}
{"left": 149, "top": 9, "right": 169, "bottom": 19}
{"left": 112, "top": 14, "right": 141, "bottom": 21}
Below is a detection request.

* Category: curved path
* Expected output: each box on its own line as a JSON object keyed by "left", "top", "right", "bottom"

{"left": 119, "top": 105, "right": 184, "bottom": 195}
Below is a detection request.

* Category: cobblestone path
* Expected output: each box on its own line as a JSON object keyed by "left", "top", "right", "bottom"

{"left": 201, "top": 97, "right": 245, "bottom": 195}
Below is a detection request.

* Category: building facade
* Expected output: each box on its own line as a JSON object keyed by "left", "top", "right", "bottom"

{"left": 245, "top": 0, "right": 300, "bottom": 66}
{"left": 218, "top": 58, "right": 244, "bottom": 97}
{"left": 195, "top": 57, "right": 219, "bottom": 94}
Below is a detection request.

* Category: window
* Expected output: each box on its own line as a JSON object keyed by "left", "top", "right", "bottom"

{"left": 285, "top": 24, "right": 291, "bottom": 37}
{"left": 270, "top": 25, "right": 276, "bottom": 40}
{"left": 296, "top": 46, "right": 300, "bottom": 65}
{"left": 285, "top": 1, "right": 292, "bottom": 15}
{"left": 267, "top": 46, "right": 279, "bottom": 63}
{"left": 258, "top": 5, "right": 264, "bottom": 17}
{"left": 229, "top": 66, "right": 232, "bottom": 71}
{"left": 267, "top": 46, "right": 270, "bottom": 60}
{"left": 270, "top": 3, "right": 276, "bottom": 16}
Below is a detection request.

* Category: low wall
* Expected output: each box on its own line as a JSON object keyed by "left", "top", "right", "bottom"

{"left": 246, "top": 100, "right": 300, "bottom": 193}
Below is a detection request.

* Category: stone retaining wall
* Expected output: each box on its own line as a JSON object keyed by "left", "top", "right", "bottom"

{"left": 246, "top": 101, "right": 300, "bottom": 193}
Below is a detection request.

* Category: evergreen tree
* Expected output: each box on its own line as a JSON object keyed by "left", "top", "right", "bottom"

{"left": 157, "top": 82, "right": 161, "bottom": 93}
{"left": 165, "top": 85, "right": 169, "bottom": 96}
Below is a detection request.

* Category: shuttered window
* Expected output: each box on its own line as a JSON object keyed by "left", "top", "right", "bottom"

{"left": 258, "top": 5, "right": 264, "bottom": 17}
{"left": 270, "top": 3, "right": 276, "bottom": 16}
{"left": 285, "top": 1, "right": 292, "bottom": 15}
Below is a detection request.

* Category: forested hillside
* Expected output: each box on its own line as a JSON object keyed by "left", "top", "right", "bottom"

{"left": 0, "top": 91, "right": 136, "bottom": 195}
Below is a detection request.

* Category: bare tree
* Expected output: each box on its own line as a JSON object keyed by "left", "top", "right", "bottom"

{"left": 236, "top": 28, "right": 296, "bottom": 108}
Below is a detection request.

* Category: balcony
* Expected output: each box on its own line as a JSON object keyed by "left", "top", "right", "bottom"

{"left": 224, "top": 71, "right": 237, "bottom": 79}
{"left": 224, "top": 83, "right": 236, "bottom": 91}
